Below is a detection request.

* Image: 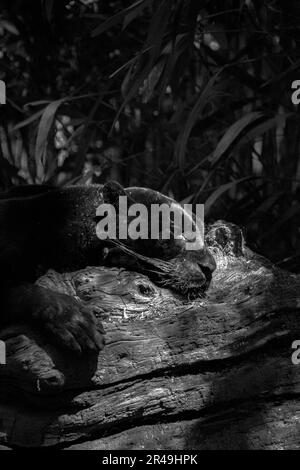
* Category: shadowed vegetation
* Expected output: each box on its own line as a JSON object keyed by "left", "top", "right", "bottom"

{"left": 0, "top": 0, "right": 300, "bottom": 269}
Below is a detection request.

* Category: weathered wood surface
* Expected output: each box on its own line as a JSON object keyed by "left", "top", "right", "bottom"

{"left": 1, "top": 221, "right": 300, "bottom": 449}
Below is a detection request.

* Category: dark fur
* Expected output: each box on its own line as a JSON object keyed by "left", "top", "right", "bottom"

{"left": 0, "top": 182, "right": 216, "bottom": 354}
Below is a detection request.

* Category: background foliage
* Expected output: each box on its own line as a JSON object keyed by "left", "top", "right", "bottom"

{"left": 1, "top": 0, "right": 300, "bottom": 270}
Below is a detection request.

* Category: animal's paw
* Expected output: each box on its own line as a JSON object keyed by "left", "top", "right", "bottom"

{"left": 31, "top": 288, "right": 105, "bottom": 354}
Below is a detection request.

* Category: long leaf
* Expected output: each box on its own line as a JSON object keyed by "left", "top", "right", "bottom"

{"left": 35, "top": 98, "right": 67, "bottom": 169}
{"left": 208, "top": 111, "right": 265, "bottom": 166}
{"left": 12, "top": 109, "right": 45, "bottom": 131}
{"left": 236, "top": 113, "right": 292, "bottom": 149}
{"left": 175, "top": 70, "right": 222, "bottom": 170}
{"left": 204, "top": 176, "right": 258, "bottom": 215}
{"left": 141, "top": 57, "right": 166, "bottom": 103}
{"left": 123, "top": 0, "right": 152, "bottom": 29}
{"left": 110, "top": 0, "right": 170, "bottom": 133}
{"left": 91, "top": 0, "right": 148, "bottom": 37}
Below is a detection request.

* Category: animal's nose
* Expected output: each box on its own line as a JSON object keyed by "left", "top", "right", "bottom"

{"left": 196, "top": 247, "right": 216, "bottom": 283}
{"left": 198, "top": 247, "right": 216, "bottom": 273}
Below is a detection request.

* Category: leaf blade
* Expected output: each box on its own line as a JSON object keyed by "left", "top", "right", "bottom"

{"left": 35, "top": 98, "right": 68, "bottom": 170}
{"left": 208, "top": 111, "right": 265, "bottom": 166}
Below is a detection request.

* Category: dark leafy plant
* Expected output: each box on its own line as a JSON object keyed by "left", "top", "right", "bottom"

{"left": 0, "top": 0, "right": 300, "bottom": 269}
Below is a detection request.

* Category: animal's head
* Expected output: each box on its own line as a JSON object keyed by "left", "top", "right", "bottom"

{"left": 99, "top": 181, "right": 216, "bottom": 298}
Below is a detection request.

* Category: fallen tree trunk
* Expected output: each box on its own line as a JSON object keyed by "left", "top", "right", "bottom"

{"left": 0, "top": 221, "right": 300, "bottom": 450}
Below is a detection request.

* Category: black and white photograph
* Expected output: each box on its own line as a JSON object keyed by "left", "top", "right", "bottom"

{"left": 0, "top": 0, "right": 300, "bottom": 453}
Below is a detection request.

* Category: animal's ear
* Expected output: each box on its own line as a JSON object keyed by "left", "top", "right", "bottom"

{"left": 102, "top": 181, "right": 135, "bottom": 207}
{"left": 102, "top": 181, "right": 127, "bottom": 206}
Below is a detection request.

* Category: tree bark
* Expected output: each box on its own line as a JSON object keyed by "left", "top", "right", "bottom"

{"left": 0, "top": 221, "right": 300, "bottom": 450}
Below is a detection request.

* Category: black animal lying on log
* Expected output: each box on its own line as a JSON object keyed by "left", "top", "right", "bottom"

{"left": 0, "top": 184, "right": 299, "bottom": 449}
{"left": 0, "top": 182, "right": 215, "bottom": 354}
